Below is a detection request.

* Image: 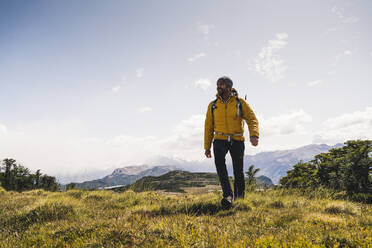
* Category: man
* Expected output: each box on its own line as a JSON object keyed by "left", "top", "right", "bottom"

{"left": 204, "top": 76, "right": 259, "bottom": 208}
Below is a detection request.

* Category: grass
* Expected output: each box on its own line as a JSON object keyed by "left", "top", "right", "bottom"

{"left": 0, "top": 187, "right": 371, "bottom": 247}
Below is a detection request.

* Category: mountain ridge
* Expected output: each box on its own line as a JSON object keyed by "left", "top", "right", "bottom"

{"left": 62, "top": 143, "right": 343, "bottom": 188}
{"left": 70, "top": 165, "right": 180, "bottom": 189}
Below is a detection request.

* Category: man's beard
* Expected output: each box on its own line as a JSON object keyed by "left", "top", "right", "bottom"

{"left": 218, "top": 88, "right": 229, "bottom": 96}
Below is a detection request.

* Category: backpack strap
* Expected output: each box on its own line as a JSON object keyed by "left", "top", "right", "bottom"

{"left": 235, "top": 97, "right": 243, "bottom": 118}
{"left": 211, "top": 99, "right": 218, "bottom": 123}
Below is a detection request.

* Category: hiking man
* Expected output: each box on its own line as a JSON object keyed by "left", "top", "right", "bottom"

{"left": 204, "top": 76, "right": 259, "bottom": 208}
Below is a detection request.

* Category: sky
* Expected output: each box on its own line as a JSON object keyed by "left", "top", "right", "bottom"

{"left": 0, "top": 0, "right": 371, "bottom": 178}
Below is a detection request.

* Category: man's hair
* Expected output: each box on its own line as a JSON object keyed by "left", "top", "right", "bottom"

{"left": 217, "top": 76, "right": 233, "bottom": 89}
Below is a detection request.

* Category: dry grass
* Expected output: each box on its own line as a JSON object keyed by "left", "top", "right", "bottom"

{"left": 0, "top": 188, "right": 371, "bottom": 247}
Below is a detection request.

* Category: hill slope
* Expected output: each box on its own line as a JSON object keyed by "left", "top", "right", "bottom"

{"left": 116, "top": 170, "right": 220, "bottom": 193}
{"left": 1, "top": 188, "right": 370, "bottom": 247}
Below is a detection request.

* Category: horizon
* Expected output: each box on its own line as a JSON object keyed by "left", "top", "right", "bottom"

{"left": 57, "top": 142, "right": 343, "bottom": 184}
{"left": 1, "top": 1, "right": 371, "bottom": 178}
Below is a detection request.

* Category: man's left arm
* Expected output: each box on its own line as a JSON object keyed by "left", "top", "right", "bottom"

{"left": 241, "top": 99, "right": 259, "bottom": 146}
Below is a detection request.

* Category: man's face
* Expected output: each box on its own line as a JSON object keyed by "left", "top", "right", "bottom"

{"left": 217, "top": 82, "right": 230, "bottom": 96}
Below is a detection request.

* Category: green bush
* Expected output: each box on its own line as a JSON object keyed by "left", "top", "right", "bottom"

{"left": 280, "top": 140, "right": 372, "bottom": 202}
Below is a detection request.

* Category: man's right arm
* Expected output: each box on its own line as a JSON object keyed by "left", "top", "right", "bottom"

{"left": 241, "top": 100, "right": 259, "bottom": 139}
{"left": 204, "top": 102, "right": 214, "bottom": 156}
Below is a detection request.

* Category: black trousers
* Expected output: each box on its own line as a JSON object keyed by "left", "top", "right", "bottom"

{"left": 213, "top": 139, "right": 245, "bottom": 199}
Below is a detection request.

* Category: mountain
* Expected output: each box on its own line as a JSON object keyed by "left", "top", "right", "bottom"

{"left": 240, "top": 143, "right": 344, "bottom": 184}
{"left": 61, "top": 143, "right": 343, "bottom": 188}
{"left": 146, "top": 144, "right": 343, "bottom": 185}
{"left": 256, "top": 175, "right": 274, "bottom": 187}
{"left": 71, "top": 165, "right": 180, "bottom": 189}
{"left": 111, "top": 165, "right": 152, "bottom": 175}
{"left": 114, "top": 170, "right": 220, "bottom": 193}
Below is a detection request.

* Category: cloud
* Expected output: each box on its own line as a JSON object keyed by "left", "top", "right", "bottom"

{"left": 0, "top": 123, "right": 7, "bottom": 135}
{"left": 344, "top": 50, "right": 352, "bottom": 55}
{"left": 168, "top": 115, "right": 204, "bottom": 149}
{"left": 139, "top": 106, "right": 152, "bottom": 113}
{"left": 188, "top": 52, "right": 206, "bottom": 63}
{"left": 260, "top": 110, "right": 312, "bottom": 137}
{"left": 158, "top": 115, "right": 205, "bottom": 160}
{"left": 307, "top": 80, "right": 323, "bottom": 87}
{"left": 194, "top": 78, "right": 211, "bottom": 90}
{"left": 313, "top": 107, "right": 372, "bottom": 144}
{"left": 111, "top": 85, "right": 120, "bottom": 92}
{"left": 197, "top": 23, "right": 213, "bottom": 39}
{"left": 136, "top": 68, "right": 144, "bottom": 78}
{"left": 0, "top": 120, "right": 163, "bottom": 179}
{"left": 255, "top": 33, "right": 288, "bottom": 82}
{"left": 331, "top": 6, "right": 359, "bottom": 24}
{"left": 106, "top": 135, "right": 156, "bottom": 147}
{"left": 0, "top": 109, "right": 317, "bottom": 181}
{"left": 0, "top": 114, "right": 208, "bottom": 180}
{"left": 332, "top": 50, "right": 352, "bottom": 66}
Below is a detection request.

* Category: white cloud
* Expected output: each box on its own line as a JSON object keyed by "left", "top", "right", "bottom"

{"left": 313, "top": 107, "right": 372, "bottom": 144}
{"left": 331, "top": 6, "right": 359, "bottom": 24}
{"left": 197, "top": 23, "right": 213, "bottom": 39}
{"left": 136, "top": 68, "right": 144, "bottom": 78}
{"left": 0, "top": 115, "right": 208, "bottom": 180}
{"left": 139, "top": 106, "right": 152, "bottom": 113}
{"left": 194, "top": 78, "right": 211, "bottom": 90}
{"left": 307, "top": 80, "right": 323, "bottom": 87}
{"left": 0, "top": 109, "right": 318, "bottom": 181}
{"left": 255, "top": 33, "right": 288, "bottom": 82}
{"left": 188, "top": 52, "right": 206, "bottom": 63}
{"left": 260, "top": 110, "right": 312, "bottom": 137}
{"left": 0, "top": 123, "right": 7, "bottom": 135}
{"left": 332, "top": 50, "right": 352, "bottom": 66}
{"left": 0, "top": 120, "right": 164, "bottom": 179}
{"left": 322, "top": 27, "right": 339, "bottom": 36}
{"left": 111, "top": 85, "right": 120, "bottom": 92}
{"left": 344, "top": 50, "right": 352, "bottom": 55}
{"left": 106, "top": 135, "right": 156, "bottom": 147}
{"left": 250, "top": 110, "right": 314, "bottom": 152}
{"left": 167, "top": 115, "right": 204, "bottom": 150}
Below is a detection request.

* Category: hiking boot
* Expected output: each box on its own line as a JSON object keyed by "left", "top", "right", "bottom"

{"left": 221, "top": 196, "right": 233, "bottom": 209}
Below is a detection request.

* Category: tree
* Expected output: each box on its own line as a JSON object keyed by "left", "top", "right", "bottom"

{"left": 280, "top": 161, "right": 317, "bottom": 188}
{"left": 245, "top": 165, "right": 260, "bottom": 186}
{"left": 34, "top": 169, "right": 41, "bottom": 189}
{"left": 66, "top": 183, "right": 77, "bottom": 190}
{"left": 279, "top": 140, "right": 372, "bottom": 196}
{"left": 1, "top": 159, "right": 17, "bottom": 190}
{"left": 0, "top": 158, "right": 59, "bottom": 192}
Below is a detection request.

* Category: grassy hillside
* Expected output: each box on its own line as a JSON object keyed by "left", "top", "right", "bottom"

{"left": 114, "top": 170, "right": 273, "bottom": 193}
{"left": 0, "top": 187, "right": 371, "bottom": 247}
{"left": 115, "top": 170, "right": 220, "bottom": 193}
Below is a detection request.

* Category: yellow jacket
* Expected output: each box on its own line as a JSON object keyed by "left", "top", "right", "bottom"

{"left": 204, "top": 89, "right": 259, "bottom": 150}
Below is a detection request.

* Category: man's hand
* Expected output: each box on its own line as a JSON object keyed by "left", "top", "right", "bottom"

{"left": 250, "top": 136, "right": 259, "bottom": 146}
{"left": 205, "top": 149, "right": 212, "bottom": 158}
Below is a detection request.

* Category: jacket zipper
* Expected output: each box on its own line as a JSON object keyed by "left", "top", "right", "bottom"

{"left": 225, "top": 102, "right": 229, "bottom": 134}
